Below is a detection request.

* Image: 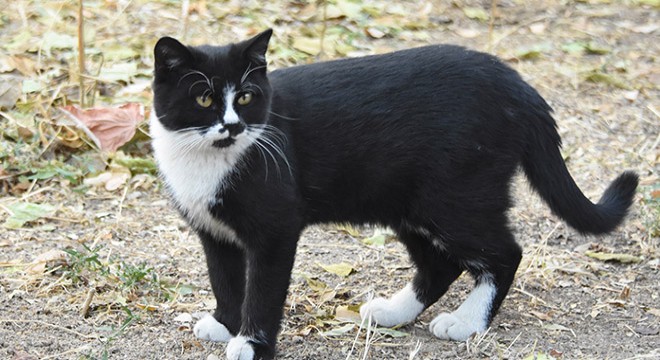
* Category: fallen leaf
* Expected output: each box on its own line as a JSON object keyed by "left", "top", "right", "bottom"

{"left": 292, "top": 37, "right": 321, "bottom": 56}
{"left": 320, "top": 323, "right": 355, "bottom": 337}
{"left": 523, "top": 352, "right": 556, "bottom": 360}
{"left": 3, "top": 202, "right": 55, "bottom": 229}
{"left": 60, "top": 103, "right": 144, "bottom": 152}
{"left": 647, "top": 308, "right": 660, "bottom": 317}
{"left": 136, "top": 303, "right": 158, "bottom": 311}
{"left": 98, "top": 62, "right": 139, "bottom": 83}
{"left": 335, "top": 223, "right": 360, "bottom": 237}
{"left": 584, "top": 71, "right": 631, "bottom": 90}
{"left": 529, "top": 23, "right": 546, "bottom": 34}
{"left": 40, "top": 31, "right": 76, "bottom": 54}
{"left": 623, "top": 90, "right": 639, "bottom": 101}
{"left": 543, "top": 323, "right": 571, "bottom": 332}
{"left": 631, "top": 23, "right": 659, "bottom": 34}
{"left": 454, "top": 28, "right": 481, "bottom": 38}
{"left": 585, "top": 250, "right": 642, "bottom": 263}
{"left": 530, "top": 310, "right": 552, "bottom": 321}
{"left": 516, "top": 43, "right": 552, "bottom": 60}
{"left": 335, "top": 305, "right": 361, "bottom": 323}
{"left": 634, "top": 325, "right": 659, "bottom": 336}
{"left": 83, "top": 165, "right": 131, "bottom": 191}
{"left": 365, "top": 27, "right": 387, "bottom": 39}
{"left": 27, "top": 249, "right": 68, "bottom": 274}
{"left": 113, "top": 153, "right": 158, "bottom": 175}
{"left": 462, "top": 7, "right": 489, "bottom": 22}
{"left": 373, "top": 327, "right": 409, "bottom": 338}
{"left": 0, "top": 74, "right": 23, "bottom": 109}
{"left": 319, "top": 262, "right": 355, "bottom": 277}
{"left": 362, "top": 227, "right": 396, "bottom": 246}
{"left": 584, "top": 41, "right": 611, "bottom": 55}
{"left": 562, "top": 41, "right": 586, "bottom": 55}
{"left": 303, "top": 276, "right": 328, "bottom": 292}
{"left": 173, "top": 313, "right": 193, "bottom": 323}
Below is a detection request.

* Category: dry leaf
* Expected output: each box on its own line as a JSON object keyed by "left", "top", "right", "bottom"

{"left": 0, "top": 74, "right": 23, "bottom": 109}
{"left": 319, "top": 262, "right": 355, "bottom": 277}
{"left": 365, "top": 27, "right": 386, "bottom": 39}
{"left": 335, "top": 305, "right": 361, "bottom": 323}
{"left": 529, "top": 23, "right": 546, "bottom": 34}
{"left": 27, "top": 249, "right": 68, "bottom": 274}
{"left": 83, "top": 165, "right": 132, "bottom": 191}
{"left": 454, "top": 28, "right": 481, "bottom": 38}
{"left": 60, "top": 103, "right": 144, "bottom": 152}
{"left": 585, "top": 250, "right": 642, "bottom": 263}
{"left": 530, "top": 310, "right": 552, "bottom": 321}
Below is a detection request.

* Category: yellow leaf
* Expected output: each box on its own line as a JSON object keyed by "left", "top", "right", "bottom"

{"left": 335, "top": 305, "right": 361, "bottom": 323}
{"left": 319, "top": 262, "right": 355, "bottom": 277}
{"left": 585, "top": 251, "right": 642, "bottom": 264}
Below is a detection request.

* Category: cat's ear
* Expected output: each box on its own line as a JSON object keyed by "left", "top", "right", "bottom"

{"left": 240, "top": 29, "right": 273, "bottom": 66}
{"left": 154, "top": 37, "right": 193, "bottom": 72}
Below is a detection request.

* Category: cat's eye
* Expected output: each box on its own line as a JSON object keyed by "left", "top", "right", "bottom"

{"left": 196, "top": 95, "right": 213, "bottom": 108}
{"left": 236, "top": 92, "right": 253, "bottom": 106}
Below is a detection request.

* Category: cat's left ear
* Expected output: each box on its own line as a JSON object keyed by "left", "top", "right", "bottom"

{"left": 240, "top": 29, "right": 273, "bottom": 66}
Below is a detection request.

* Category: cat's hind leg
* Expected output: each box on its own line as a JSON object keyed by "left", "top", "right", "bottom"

{"left": 429, "top": 225, "right": 522, "bottom": 341}
{"left": 193, "top": 233, "right": 246, "bottom": 343}
{"left": 360, "top": 227, "right": 463, "bottom": 327}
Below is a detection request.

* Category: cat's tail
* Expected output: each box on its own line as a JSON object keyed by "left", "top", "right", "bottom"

{"left": 521, "top": 114, "right": 638, "bottom": 235}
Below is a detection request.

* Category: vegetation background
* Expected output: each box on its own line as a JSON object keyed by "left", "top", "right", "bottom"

{"left": 0, "top": 0, "right": 658, "bottom": 359}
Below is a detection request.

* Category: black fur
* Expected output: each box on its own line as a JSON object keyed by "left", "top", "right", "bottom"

{"left": 152, "top": 30, "right": 638, "bottom": 359}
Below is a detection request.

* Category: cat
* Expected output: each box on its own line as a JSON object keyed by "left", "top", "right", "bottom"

{"left": 150, "top": 29, "right": 638, "bottom": 360}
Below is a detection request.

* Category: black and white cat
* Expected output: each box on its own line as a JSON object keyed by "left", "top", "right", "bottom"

{"left": 151, "top": 29, "right": 638, "bottom": 360}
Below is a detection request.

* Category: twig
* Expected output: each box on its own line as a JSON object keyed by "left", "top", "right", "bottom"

{"left": 116, "top": 182, "right": 129, "bottom": 222}
{"left": 81, "top": 288, "right": 96, "bottom": 318}
{"left": 488, "top": 0, "right": 498, "bottom": 52}
{"left": 0, "top": 319, "right": 98, "bottom": 339}
{"left": 408, "top": 340, "right": 421, "bottom": 360}
{"left": 319, "top": 0, "right": 328, "bottom": 59}
{"left": 77, "top": 0, "right": 85, "bottom": 106}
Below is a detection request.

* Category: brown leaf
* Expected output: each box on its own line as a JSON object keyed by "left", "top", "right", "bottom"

{"left": 530, "top": 310, "right": 552, "bottom": 321}
{"left": 60, "top": 103, "right": 144, "bottom": 152}
{"left": 27, "top": 249, "right": 68, "bottom": 274}
{"left": 335, "top": 305, "right": 361, "bottom": 323}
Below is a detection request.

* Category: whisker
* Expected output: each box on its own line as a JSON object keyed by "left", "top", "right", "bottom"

{"left": 241, "top": 64, "right": 267, "bottom": 84}
{"left": 269, "top": 111, "right": 299, "bottom": 121}
{"left": 258, "top": 133, "right": 293, "bottom": 177}
{"left": 188, "top": 79, "right": 211, "bottom": 96}
{"left": 177, "top": 70, "right": 211, "bottom": 88}
{"left": 256, "top": 138, "right": 281, "bottom": 178}
{"left": 174, "top": 126, "right": 209, "bottom": 134}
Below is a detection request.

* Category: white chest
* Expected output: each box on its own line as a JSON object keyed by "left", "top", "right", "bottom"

{"left": 150, "top": 113, "right": 255, "bottom": 243}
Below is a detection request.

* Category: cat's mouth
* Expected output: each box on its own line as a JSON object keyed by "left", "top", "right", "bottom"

{"left": 212, "top": 137, "right": 236, "bottom": 148}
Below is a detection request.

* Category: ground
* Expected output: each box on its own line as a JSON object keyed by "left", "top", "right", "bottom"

{"left": 0, "top": 1, "right": 658, "bottom": 359}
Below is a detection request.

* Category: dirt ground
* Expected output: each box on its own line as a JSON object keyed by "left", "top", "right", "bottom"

{"left": 1, "top": 1, "right": 658, "bottom": 359}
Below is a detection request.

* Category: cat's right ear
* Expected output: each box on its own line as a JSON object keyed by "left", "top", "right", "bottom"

{"left": 154, "top": 37, "right": 192, "bottom": 73}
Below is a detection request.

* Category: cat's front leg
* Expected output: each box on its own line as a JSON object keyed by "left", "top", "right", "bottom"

{"left": 226, "top": 240, "right": 297, "bottom": 360}
{"left": 194, "top": 232, "right": 246, "bottom": 343}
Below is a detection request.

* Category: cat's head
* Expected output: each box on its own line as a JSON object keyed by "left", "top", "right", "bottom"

{"left": 151, "top": 29, "right": 272, "bottom": 150}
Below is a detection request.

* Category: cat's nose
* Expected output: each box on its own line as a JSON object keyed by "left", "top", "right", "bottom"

{"left": 225, "top": 122, "right": 245, "bottom": 137}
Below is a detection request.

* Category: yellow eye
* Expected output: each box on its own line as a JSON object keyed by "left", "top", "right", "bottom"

{"left": 196, "top": 95, "right": 213, "bottom": 108}
{"left": 237, "top": 92, "right": 253, "bottom": 106}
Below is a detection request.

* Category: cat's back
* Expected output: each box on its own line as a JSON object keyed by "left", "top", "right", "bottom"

{"left": 268, "top": 44, "right": 539, "bottom": 119}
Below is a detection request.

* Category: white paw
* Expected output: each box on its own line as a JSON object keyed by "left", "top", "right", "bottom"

{"left": 226, "top": 336, "right": 255, "bottom": 360}
{"left": 360, "top": 297, "right": 400, "bottom": 327}
{"left": 429, "top": 312, "right": 484, "bottom": 341}
{"left": 359, "top": 284, "right": 424, "bottom": 327}
{"left": 193, "top": 314, "right": 233, "bottom": 342}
